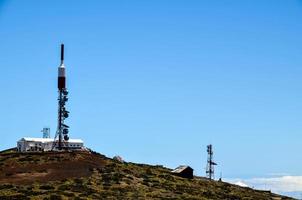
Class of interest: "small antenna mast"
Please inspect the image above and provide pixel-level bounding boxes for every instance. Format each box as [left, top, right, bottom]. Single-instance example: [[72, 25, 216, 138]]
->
[[61, 44, 64, 63]]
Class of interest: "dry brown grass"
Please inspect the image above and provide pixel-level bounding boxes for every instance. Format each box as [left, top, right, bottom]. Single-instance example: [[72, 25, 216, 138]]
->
[[0, 150, 295, 200]]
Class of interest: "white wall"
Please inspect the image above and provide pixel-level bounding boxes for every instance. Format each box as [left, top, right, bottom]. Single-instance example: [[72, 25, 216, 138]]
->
[[17, 140, 84, 152]]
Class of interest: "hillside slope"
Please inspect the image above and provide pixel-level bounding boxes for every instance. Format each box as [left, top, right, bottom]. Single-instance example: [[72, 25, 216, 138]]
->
[[0, 150, 294, 200]]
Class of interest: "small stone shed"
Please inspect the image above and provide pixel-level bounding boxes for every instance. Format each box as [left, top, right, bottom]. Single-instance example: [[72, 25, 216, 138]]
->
[[171, 165, 193, 179]]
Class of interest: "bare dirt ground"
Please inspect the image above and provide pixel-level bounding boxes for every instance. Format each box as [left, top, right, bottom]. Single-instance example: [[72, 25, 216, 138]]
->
[[0, 151, 107, 184]]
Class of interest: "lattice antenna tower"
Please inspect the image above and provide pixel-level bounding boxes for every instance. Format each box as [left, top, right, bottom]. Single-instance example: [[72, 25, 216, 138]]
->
[[206, 144, 217, 180], [53, 44, 70, 150]]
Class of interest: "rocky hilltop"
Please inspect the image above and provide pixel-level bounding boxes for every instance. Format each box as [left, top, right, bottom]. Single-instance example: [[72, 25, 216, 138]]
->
[[0, 149, 294, 200]]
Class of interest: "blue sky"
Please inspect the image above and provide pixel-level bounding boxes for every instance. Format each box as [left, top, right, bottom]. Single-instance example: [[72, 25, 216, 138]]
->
[[0, 0, 301, 191]]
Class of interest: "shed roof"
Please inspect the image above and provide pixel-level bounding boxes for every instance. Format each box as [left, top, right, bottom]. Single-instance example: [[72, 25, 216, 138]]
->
[[171, 165, 193, 173]]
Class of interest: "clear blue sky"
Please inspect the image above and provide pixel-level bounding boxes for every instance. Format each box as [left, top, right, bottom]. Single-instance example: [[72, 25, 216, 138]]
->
[[0, 0, 301, 179]]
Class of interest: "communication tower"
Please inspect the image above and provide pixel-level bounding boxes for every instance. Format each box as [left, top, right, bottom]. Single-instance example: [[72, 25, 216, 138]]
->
[[206, 144, 217, 180], [54, 44, 70, 150]]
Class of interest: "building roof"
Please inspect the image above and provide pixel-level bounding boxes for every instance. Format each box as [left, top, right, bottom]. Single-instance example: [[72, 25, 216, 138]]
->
[[171, 165, 193, 173], [19, 137, 84, 143]]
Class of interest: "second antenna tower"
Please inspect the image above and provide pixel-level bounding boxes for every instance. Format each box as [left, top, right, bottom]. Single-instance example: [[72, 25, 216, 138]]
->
[[206, 144, 217, 180]]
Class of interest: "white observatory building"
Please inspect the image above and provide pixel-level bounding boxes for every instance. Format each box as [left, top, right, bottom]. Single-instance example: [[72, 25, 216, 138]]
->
[[17, 128, 84, 152], [17, 137, 84, 152]]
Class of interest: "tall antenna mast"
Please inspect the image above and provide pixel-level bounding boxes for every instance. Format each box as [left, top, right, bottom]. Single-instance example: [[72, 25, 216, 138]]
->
[[55, 44, 70, 150], [206, 144, 217, 180]]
